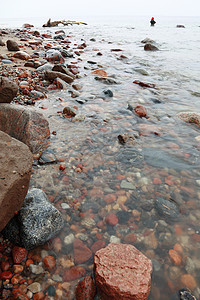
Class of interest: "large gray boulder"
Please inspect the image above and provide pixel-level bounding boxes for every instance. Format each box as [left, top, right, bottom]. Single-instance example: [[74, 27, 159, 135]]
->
[[2, 188, 64, 249], [0, 104, 50, 153], [0, 131, 33, 232]]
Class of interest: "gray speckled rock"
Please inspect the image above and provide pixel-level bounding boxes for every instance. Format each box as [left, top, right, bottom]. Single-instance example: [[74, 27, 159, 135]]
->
[[18, 188, 64, 249], [3, 188, 64, 249]]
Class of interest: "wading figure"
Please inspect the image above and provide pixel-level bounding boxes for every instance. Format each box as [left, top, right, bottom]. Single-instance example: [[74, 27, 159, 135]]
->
[[150, 17, 156, 26]]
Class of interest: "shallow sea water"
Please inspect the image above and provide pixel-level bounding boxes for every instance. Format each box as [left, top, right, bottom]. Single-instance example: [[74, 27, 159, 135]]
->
[[1, 15, 200, 299]]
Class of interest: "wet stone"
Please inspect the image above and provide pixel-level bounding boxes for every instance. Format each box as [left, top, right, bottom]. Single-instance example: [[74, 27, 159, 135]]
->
[[117, 148, 144, 167], [155, 198, 180, 221], [143, 147, 192, 171]]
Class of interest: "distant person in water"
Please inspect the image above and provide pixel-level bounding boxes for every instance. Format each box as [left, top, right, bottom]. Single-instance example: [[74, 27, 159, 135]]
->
[[150, 17, 156, 26]]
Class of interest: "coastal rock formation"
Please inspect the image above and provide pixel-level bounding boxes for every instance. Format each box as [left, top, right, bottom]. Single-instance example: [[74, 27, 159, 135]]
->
[[0, 77, 18, 103], [2, 188, 64, 249], [0, 104, 50, 153], [94, 243, 152, 299], [0, 131, 32, 231], [43, 18, 87, 27], [6, 39, 20, 51], [177, 112, 200, 126]]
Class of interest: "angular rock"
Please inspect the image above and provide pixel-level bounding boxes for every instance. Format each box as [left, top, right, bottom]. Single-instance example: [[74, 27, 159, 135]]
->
[[0, 131, 32, 232], [76, 275, 96, 300], [46, 49, 65, 64], [12, 246, 28, 263], [52, 64, 75, 78], [6, 40, 20, 51], [0, 104, 50, 153], [144, 43, 159, 51], [0, 77, 18, 103], [45, 70, 74, 84], [94, 243, 152, 300]]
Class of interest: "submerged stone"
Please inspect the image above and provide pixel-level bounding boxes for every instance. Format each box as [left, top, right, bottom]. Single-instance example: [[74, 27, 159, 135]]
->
[[143, 148, 192, 171], [117, 148, 144, 167], [155, 198, 180, 220]]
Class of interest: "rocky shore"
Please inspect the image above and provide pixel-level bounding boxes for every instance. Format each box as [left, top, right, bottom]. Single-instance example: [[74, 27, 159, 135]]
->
[[0, 23, 199, 300]]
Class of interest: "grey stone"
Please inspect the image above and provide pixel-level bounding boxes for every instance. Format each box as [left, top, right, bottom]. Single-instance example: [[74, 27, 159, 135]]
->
[[155, 198, 179, 221], [18, 188, 64, 249]]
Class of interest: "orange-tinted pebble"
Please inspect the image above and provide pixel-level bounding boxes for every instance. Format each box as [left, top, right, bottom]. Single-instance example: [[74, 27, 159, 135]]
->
[[180, 274, 197, 290], [13, 264, 24, 273], [26, 259, 33, 267], [153, 178, 162, 185], [43, 256, 56, 271], [173, 243, 183, 255], [169, 249, 182, 265]]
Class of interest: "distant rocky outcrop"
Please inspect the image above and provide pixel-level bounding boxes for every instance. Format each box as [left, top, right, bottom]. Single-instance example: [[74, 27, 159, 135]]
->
[[42, 18, 87, 27], [0, 104, 50, 153], [0, 131, 33, 232], [94, 243, 152, 299]]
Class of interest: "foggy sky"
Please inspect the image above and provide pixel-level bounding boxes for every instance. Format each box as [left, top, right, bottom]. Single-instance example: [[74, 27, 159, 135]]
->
[[0, 0, 200, 19]]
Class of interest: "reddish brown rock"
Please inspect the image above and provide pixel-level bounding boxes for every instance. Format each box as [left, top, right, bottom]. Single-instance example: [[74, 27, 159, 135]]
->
[[94, 243, 152, 300], [133, 80, 155, 88], [13, 51, 30, 60], [91, 69, 107, 77], [0, 104, 50, 153], [43, 255, 56, 270], [91, 240, 106, 253], [105, 213, 119, 226], [12, 246, 28, 263], [63, 266, 86, 282], [44, 70, 74, 84], [76, 275, 96, 300], [0, 131, 32, 231], [73, 238, 92, 264], [10, 289, 29, 300], [7, 40, 20, 51], [0, 270, 13, 280], [0, 77, 18, 103], [144, 43, 158, 51], [134, 105, 147, 118]]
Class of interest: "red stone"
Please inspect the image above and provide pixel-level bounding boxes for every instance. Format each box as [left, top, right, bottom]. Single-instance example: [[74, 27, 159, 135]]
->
[[59, 164, 66, 171], [63, 266, 86, 282], [73, 239, 92, 264], [1, 260, 10, 271], [91, 240, 106, 253], [0, 270, 13, 279], [134, 105, 147, 118], [76, 275, 96, 300], [10, 289, 29, 300], [105, 213, 118, 226], [94, 243, 152, 300], [12, 246, 27, 264], [104, 194, 117, 204], [43, 255, 56, 270]]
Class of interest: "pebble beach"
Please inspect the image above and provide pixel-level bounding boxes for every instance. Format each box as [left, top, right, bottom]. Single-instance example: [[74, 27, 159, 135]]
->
[[0, 18, 200, 299]]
